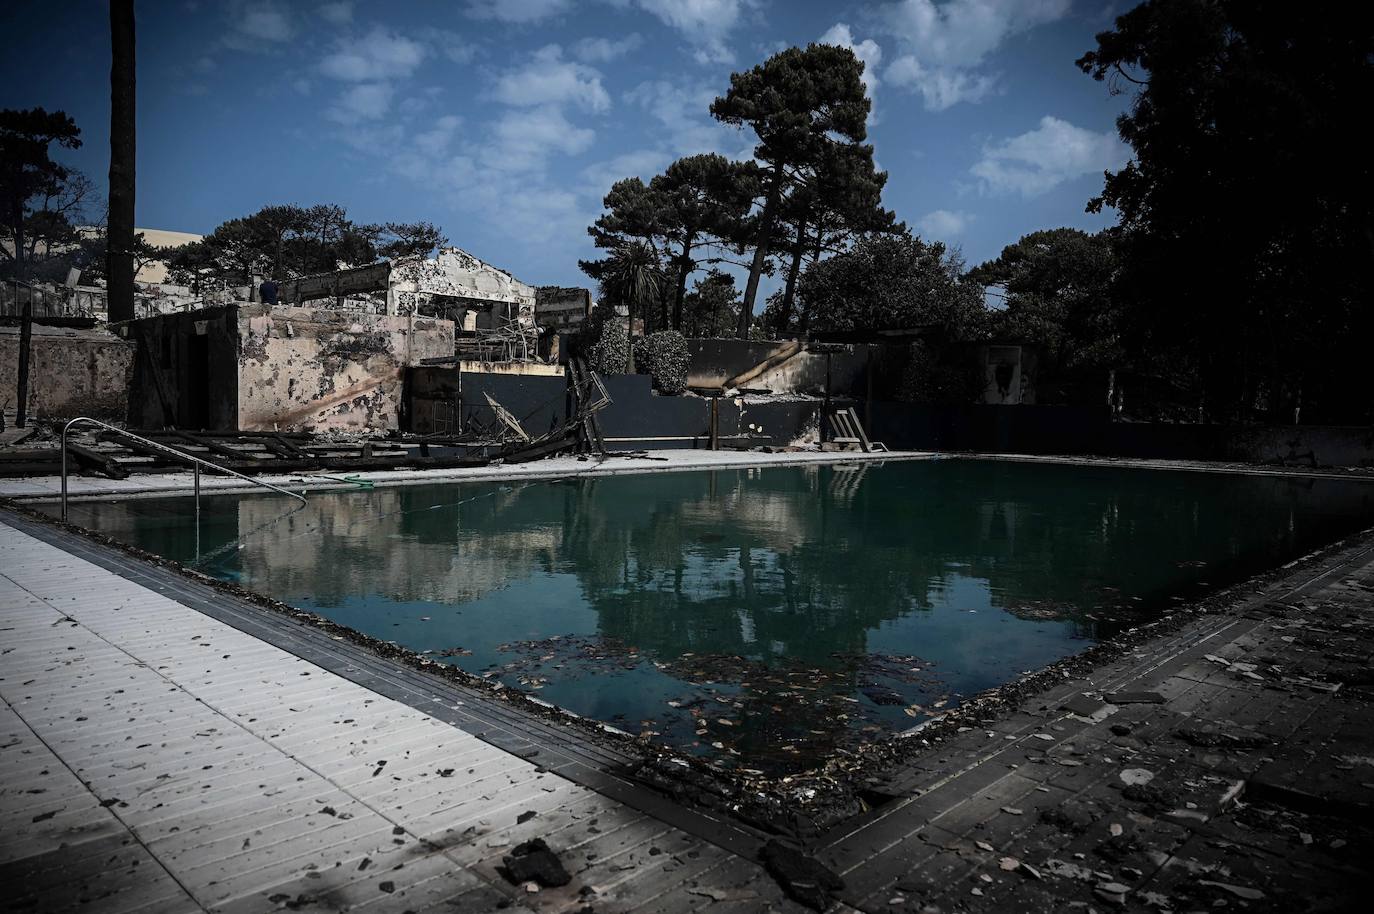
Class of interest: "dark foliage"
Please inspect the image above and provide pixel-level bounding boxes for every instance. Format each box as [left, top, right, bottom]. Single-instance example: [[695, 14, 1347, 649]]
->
[[164, 204, 446, 291], [636, 330, 690, 394], [797, 234, 987, 338], [1078, 0, 1374, 422]]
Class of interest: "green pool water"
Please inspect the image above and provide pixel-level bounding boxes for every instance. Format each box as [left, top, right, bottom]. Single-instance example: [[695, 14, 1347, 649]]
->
[[56, 459, 1374, 773]]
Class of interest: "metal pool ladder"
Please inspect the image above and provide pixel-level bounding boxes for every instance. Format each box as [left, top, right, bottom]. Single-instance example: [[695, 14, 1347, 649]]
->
[[60, 417, 308, 522]]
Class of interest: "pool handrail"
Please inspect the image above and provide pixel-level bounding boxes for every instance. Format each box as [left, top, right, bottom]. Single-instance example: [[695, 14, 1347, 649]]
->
[[60, 417, 307, 521]]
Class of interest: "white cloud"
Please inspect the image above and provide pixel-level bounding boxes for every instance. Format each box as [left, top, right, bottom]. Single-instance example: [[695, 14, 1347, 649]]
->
[[327, 82, 395, 123], [573, 33, 644, 63], [917, 209, 973, 237], [224, 1, 293, 49], [479, 105, 597, 177], [415, 115, 462, 156], [971, 116, 1130, 197], [319, 27, 427, 82], [317, 1, 352, 25], [420, 28, 478, 65], [886, 55, 996, 110], [636, 0, 744, 35], [492, 45, 611, 113], [882, 0, 1070, 110], [581, 149, 673, 198], [819, 23, 883, 112], [429, 106, 600, 254], [885, 0, 1069, 67], [635, 0, 753, 65], [465, 0, 572, 23], [302, 6, 610, 269], [624, 79, 753, 159]]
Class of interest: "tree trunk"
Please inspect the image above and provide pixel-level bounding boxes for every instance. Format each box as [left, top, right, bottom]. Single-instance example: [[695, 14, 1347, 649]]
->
[[12, 210, 25, 285], [106, 0, 136, 323], [672, 237, 693, 332], [15, 291, 32, 428], [12, 179, 30, 426], [775, 219, 807, 336], [625, 297, 635, 373], [737, 165, 784, 339]]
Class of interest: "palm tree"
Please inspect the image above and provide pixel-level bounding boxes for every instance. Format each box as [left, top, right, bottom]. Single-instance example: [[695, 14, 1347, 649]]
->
[[601, 241, 664, 372]]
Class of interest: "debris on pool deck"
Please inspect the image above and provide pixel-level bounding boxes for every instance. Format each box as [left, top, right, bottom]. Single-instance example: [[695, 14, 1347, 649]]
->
[[811, 530, 1374, 913], [2, 468, 1371, 912], [0, 519, 800, 913]]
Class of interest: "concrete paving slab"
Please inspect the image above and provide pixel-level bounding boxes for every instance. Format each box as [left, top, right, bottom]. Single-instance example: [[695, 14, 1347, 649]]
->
[[0, 518, 803, 913]]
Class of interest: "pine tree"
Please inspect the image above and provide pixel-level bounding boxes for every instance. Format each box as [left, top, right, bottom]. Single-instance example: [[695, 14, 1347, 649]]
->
[[710, 44, 870, 338]]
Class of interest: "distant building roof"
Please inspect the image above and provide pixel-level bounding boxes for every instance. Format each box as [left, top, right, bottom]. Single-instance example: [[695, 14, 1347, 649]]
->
[[134, 228, 204, 284], [136, 228, 203, 249]]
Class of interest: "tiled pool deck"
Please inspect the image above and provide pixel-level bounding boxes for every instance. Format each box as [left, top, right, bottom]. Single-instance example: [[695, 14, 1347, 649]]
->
[[0, 518, 805, 913], [3, 452, 1372, 912]]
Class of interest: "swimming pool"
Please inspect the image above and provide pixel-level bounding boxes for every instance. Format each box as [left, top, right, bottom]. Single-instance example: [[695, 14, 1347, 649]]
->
[[54, 458, 1374, 773]]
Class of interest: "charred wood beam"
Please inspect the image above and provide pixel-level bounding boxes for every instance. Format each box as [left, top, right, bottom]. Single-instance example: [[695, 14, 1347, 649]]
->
[[172, 430, 256, 462], [0, 461, 65, 478], [67, 443, 130, 480]]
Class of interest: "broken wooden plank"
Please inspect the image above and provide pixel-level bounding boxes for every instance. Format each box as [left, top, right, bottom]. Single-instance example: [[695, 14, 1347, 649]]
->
[[0, 461, 64, 477], [845, 408, 873, 454], [172, 431, 258, 462], [66, 443, 130, 480], [267, 433, 310, 459], [723, 341, 802, 390]]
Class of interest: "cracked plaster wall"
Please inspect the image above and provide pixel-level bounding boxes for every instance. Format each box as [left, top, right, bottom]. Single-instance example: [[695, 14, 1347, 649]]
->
[[0, 325, 134, 420], [236, 305, 453, 433]]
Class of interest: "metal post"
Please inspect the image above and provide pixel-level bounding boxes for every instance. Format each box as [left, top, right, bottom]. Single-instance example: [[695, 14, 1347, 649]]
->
[[60, 431, 69, 522], [194, 463, 201, 562], [822, 352, 833, 443], [16, 287, 33, 428]]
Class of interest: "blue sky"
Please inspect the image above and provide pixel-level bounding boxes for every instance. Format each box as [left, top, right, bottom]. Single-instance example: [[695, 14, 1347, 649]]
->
[[3, 0, 1132, 293]]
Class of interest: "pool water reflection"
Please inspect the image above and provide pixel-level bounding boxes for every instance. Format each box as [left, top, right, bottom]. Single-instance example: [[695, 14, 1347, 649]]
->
[[59, 459, 1374, 773]]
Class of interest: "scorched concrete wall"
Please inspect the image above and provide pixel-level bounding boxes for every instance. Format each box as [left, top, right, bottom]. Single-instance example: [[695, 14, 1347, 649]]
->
[[236, 305, 453, 433], [126, 307, 240, 430], [0, 324, 134, 419], [685, 338, 870, 396]]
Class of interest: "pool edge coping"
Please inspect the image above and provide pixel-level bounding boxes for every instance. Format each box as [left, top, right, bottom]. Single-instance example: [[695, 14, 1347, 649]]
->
[[9, 448, 1374, 507], [2, 448, 940, 503]]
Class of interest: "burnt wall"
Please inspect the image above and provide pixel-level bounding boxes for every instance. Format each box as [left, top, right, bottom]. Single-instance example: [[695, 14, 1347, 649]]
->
[[126, 306, 239, 430], [408, 368, 568, 437], [684, 338, 870, 396], [407, 368, 825, 450], [236, 306, 454, 433], [594, 376, 827, 450], [596, 374, 709, 446], [0, 325, 134, 420], [867, 402, 1374, 468], [866, 404, 1101, 454]]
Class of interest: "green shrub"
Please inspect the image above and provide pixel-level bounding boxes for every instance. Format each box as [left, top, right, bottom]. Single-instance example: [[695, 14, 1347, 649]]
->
[[587, 311, 630, 375], [639, 330, 689, 395]]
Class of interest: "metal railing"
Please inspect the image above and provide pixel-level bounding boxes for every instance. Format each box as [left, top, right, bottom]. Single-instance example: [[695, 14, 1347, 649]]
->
[[60, 417, 307, 522], [1, 279, 68, 319]]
